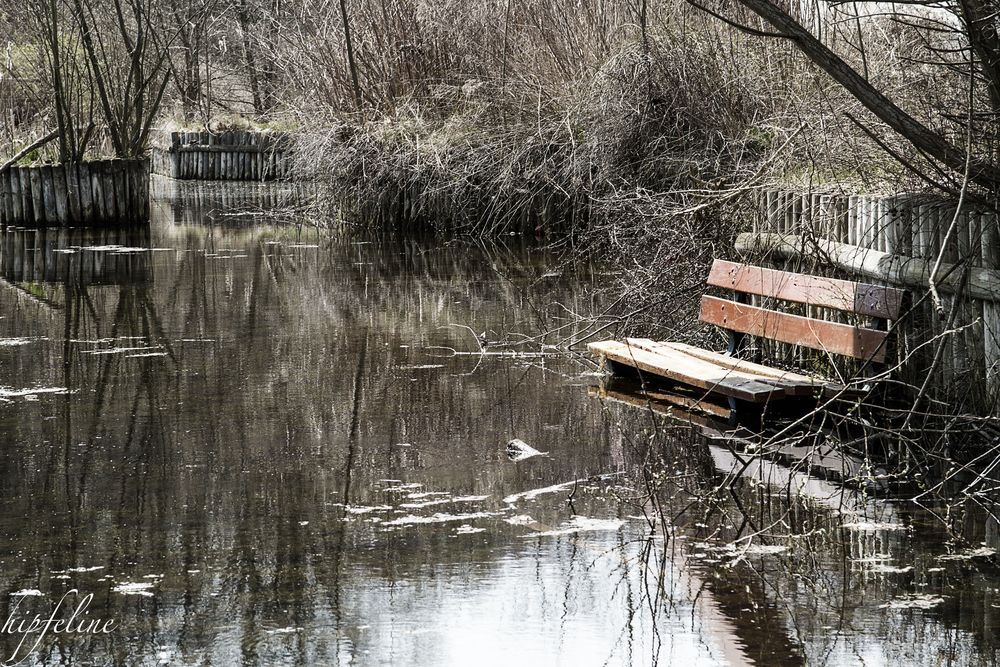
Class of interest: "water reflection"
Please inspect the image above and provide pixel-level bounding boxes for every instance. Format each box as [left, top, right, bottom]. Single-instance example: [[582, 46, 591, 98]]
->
[[0, 181, 997, 665]]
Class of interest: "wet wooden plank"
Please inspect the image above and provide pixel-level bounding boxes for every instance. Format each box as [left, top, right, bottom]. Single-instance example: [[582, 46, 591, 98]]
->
[[699, 295, 889, 363], [588, 340, 792, 402], [589, 380, 734, 418], [625, 339, 825, 397], [635, 340, 854, 397], [707, 259, 903, 319], [587, 385, 754, 443]]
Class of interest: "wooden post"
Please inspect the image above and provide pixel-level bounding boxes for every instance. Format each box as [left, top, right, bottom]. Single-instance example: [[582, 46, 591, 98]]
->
[[169, 132, 180, 178], [88, 162, 102, 220], [9, 167, 22, 223], [66, 163, 82, 223], [242, 132, 250, 180], [222, 133, 230, 180], [78, 162, 93, 223], [983, 211, 1000, 392], [19, 168, 31, 223], [52, 165, 68, 225], [0, 167, 10, 225], [39, 165, 56, 224], [103, 161, 118, 220], [200, 131, 208, 179], [28, 167, 42, 224]]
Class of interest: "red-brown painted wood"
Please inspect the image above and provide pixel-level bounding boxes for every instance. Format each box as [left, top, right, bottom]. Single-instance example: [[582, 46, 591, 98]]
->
[[707, 259, 903, 319], [699, 295, 889, 362]]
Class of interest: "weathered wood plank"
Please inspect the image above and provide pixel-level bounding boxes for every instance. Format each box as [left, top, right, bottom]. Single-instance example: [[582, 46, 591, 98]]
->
[[708, 259, 903, 319], [40, 165, 57, 225], [624, 338, 815, 396], [65, 163, 82, 223], [699, 295, 889, 362], [625, 338, 847, 396], [588, 384, 740, 426], [589, 340, 792, 402], [52, 164, 69, 225]]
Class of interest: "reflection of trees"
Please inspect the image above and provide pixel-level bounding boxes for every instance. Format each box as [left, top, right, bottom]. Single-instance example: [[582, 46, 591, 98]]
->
[[2, 187, 1000, 664], [602, 394, 1000, 667], [0, 202, 639, 664]]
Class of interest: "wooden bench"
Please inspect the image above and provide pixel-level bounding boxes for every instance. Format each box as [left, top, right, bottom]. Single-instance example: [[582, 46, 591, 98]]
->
[[588, 259, 905, 405]]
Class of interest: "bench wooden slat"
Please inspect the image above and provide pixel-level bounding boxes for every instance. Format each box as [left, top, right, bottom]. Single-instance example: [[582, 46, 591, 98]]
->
[[587, 385, 750, 441], [624, 338, 816, 396], [707, 259, 904, 320], [588, 382, 734, 419], [649, 341, 854, 398], [588, 340, 792, 402], [699, 295, 889, 363]]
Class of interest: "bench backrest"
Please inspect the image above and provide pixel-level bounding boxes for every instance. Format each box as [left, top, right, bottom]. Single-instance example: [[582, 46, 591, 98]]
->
[[701, 260, 904, 364]]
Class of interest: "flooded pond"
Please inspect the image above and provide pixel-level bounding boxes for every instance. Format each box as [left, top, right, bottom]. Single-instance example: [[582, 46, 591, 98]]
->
[[0, 180, 999, 665]]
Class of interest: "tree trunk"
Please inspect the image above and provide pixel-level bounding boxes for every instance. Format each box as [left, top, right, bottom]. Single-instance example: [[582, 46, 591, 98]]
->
[[732, 0, 1000, 191]]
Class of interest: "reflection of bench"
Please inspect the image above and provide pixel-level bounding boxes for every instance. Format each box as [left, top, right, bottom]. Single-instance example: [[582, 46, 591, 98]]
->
[[589, 260, 904, 404]]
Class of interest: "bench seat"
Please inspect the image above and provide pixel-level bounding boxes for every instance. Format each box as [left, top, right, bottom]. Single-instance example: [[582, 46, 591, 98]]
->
[[589, 339, 849, 403], [589, 260, 904, 405]]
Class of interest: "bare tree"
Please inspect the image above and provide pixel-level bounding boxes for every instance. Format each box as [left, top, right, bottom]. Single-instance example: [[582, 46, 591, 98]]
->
[[2, 0, 96, 162], [71, 0, 174, 158], [158, 0, 215, 122], [690, 0, 1000, 192]]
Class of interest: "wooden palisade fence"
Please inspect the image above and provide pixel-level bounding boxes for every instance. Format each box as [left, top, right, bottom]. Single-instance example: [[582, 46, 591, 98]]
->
[[0, 158, 150, 227], [151, 130, 293, 181], [744, 190, 1000, 410]]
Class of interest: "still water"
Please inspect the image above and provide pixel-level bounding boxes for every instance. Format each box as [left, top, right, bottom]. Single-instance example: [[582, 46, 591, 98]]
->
[[0, 180, 998, 666]]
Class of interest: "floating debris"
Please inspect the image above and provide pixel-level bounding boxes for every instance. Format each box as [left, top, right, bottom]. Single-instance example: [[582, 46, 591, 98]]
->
[[506, 438, 546, 462], [111, 581, 156, 596], [503, 479, 588, 504], [383, 483, 424, 492], [400, 494, 488, 509], [383, 512, 497, 527], [455, 525, 486, 535], [938, 546, 996, 561], [0, 338, 38, 347], [841, 521, 908, 532], [405, 492, 451, 499], [881, 594, 945, 610], [401, 498, 461, 509], [85, 346, 163, 356], [345, 505, 393, 514], [744, 544, 789, 556], [11, 589, 43, 597], [0, 387, 72, 398], [78, 245, 146, 252], [869, 564, 913, 574], [505, 515, 536, 526], [528, 517, 625, 537]]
